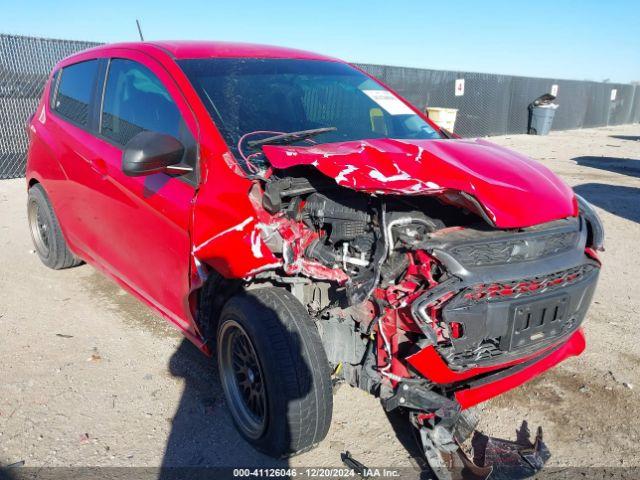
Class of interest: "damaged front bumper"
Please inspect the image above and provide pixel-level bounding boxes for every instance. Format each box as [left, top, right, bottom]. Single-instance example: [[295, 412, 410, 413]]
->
[[390, 216, 600, 410], [387, 328, 585, 412], [407, 263, 598, 378]]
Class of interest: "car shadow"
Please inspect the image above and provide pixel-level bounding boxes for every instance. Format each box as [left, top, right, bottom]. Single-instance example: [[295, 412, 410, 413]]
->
[[158, 337, 289, 477], [573, 156, 640, 179], [573, 183, 640, 224], [143, 174, 171, 198], [0, 465, 18, 480], [609, 135, 640, 142]]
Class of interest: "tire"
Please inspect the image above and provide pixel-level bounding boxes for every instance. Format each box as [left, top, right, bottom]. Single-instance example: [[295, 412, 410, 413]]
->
[[217, 287, 333, 457], [27, 184, 82, 270]]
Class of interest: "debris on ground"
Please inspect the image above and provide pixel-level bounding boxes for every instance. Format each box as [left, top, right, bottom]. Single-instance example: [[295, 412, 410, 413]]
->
[[341, 450, 370, 478], [87, 347, 102, 362], [607, 370, 634, 389], [416, 419, 550, 480], [471, 423, 550, 480]]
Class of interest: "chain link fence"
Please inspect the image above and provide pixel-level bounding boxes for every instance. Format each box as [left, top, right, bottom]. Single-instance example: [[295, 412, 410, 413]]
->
[[1, 34, 639, 179], [0, 34, 99, 178]]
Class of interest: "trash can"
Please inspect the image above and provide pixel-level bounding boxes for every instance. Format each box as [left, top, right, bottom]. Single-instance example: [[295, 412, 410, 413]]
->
[[425, 107, 458, 133], [528, 94, 558, 135]]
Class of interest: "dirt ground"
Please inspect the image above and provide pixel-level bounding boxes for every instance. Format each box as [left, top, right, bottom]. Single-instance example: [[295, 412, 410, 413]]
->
[[1, 124, 639, 474]]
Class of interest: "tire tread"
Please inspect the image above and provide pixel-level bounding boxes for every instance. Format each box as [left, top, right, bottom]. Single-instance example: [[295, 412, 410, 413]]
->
[[218, 287, 333, 457], [28, 184, 82, 270]]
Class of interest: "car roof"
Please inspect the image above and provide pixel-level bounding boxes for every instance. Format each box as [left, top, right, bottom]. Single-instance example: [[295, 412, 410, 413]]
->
[[72, 40, 338, 62]]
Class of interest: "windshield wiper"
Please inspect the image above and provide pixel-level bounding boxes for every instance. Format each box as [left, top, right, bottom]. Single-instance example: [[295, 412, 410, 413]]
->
[[247, 127, 337, 150]]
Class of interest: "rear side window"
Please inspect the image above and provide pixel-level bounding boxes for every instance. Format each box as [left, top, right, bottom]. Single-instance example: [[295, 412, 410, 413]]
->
[[100, 59, 181, 145], [54, 60, 98, 127]]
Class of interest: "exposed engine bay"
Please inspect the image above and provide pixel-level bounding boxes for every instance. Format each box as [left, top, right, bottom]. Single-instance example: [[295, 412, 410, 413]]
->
[[186, 127, 604, 478], [247, 163, 600, 400], [191, 136, 603, 478], [227, 154, 601, 477]]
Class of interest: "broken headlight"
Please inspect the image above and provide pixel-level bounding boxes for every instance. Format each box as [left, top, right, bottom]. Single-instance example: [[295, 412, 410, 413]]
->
[[576, 194, 605, 251]]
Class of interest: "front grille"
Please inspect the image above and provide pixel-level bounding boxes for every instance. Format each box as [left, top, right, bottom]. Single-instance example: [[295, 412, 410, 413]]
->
[[448, 339, 502, 365], [444, 226, 580, 267], [460, 264, 595, 303], [439, 263, 599, 369]]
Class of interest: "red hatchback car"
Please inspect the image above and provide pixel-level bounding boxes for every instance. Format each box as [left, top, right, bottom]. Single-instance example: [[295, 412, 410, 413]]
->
[[26, 41, 603, 466]]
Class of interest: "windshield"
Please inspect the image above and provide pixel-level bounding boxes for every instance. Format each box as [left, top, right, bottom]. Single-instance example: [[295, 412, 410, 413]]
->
[[178, 58, 441, 174]]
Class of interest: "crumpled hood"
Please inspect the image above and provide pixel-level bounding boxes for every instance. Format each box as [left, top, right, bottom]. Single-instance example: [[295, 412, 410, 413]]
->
[[262, 138, 577, 229]]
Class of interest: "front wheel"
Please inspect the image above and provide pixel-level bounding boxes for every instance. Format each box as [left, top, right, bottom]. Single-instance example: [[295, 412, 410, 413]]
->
[[217, 287, 333, 457]]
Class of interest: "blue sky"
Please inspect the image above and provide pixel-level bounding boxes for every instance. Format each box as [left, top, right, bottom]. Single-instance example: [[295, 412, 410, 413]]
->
[[2, 0, 639, 83]]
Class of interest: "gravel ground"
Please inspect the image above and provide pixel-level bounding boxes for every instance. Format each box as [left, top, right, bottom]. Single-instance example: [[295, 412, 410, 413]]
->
[[0, 124, 639, 475]]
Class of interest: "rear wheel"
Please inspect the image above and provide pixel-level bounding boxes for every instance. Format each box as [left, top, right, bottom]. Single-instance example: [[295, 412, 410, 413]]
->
[[27, 184, 82, 269], [217, 287, 333, 457]]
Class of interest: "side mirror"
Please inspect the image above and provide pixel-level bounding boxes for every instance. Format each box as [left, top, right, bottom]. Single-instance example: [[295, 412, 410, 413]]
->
[[122, 131, 187, 177]]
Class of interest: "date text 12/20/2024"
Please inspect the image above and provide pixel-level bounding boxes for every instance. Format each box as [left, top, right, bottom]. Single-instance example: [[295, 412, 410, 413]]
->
[[233, 468, 402, 477]]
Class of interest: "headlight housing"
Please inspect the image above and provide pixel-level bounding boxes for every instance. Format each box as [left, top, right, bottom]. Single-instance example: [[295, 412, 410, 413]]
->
[[447, 229, 580, 266], [576, 194, 605, 251]]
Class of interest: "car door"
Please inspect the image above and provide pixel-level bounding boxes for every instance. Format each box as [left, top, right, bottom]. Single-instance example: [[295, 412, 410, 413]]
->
[[45, 59, 108, 257], [85, 53, 199, 331]]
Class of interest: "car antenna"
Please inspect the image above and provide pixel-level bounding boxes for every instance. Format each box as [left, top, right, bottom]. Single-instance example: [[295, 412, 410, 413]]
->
[[136, 19, 145, 41]]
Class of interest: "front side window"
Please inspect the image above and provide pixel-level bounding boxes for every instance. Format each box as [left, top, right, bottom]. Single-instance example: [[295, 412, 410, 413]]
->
[[54, 60, 98, 127], [101, 59, 181, 145], [178, 58, 441, 175]]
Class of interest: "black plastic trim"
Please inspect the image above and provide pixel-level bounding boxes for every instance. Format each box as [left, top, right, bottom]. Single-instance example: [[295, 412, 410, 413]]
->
[[451, 338, 566, 391], [48, 69, 60, 110]]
